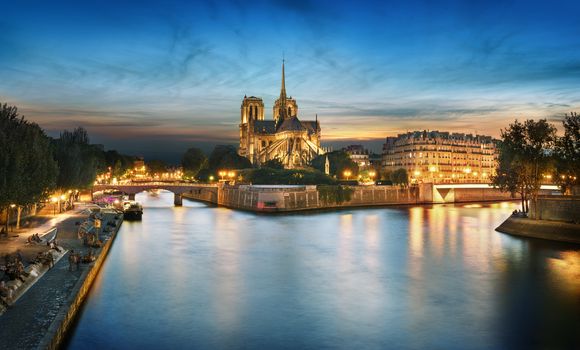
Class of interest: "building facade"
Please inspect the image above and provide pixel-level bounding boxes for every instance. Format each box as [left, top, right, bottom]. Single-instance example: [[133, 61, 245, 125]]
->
[[239, 62, 323, 168], [343, 145, 370, 170], [381, 130, 498, 183]]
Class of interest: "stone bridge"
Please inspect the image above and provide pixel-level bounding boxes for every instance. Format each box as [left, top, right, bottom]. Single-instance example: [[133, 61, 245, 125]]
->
[[92, 182, 218, 206]]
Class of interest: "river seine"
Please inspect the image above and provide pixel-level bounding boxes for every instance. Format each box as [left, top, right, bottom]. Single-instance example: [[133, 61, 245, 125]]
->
[[67, 191, 579, 349]]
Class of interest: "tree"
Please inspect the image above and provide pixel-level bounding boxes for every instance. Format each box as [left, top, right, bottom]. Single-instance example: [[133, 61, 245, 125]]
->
[[103, 150, 135, 178], [492, 119, 556, 215], [310, 151, 358, 178], [554, 112, 580, 194], [147, 159, 169, 176], [0, 103, 58, 231], [53, 127, 101, 190], [181, 147, 208, 179], [390, 168, 408, 187], [238, 168, 335, 185], [208, 145, 251, 171], [262, 158, 284, 169]]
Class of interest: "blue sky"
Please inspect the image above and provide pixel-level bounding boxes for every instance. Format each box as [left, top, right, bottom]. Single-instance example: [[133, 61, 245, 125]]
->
[[1, 0, 579, 161]]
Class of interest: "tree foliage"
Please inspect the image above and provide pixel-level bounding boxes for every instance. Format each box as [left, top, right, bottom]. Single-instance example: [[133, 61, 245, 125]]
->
[[390, 168, 409, 187], [262, 158, 284, 169], [318, 185, 355, 204], [310, 151, 358, 178], [492, 119, 556, 213], [181, 147, 208, 179], [554, 112, 580, 194], [238, 168, 336, 185], [147, 159, 169, 175], [103, 150, 135, 178], [53, 127, 101, 189], [0, 103, 58, 229], [208, 145, 251, 171]]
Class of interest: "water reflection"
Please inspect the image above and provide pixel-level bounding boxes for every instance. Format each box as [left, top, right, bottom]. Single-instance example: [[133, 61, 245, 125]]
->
[[67, 192, 580, 349]]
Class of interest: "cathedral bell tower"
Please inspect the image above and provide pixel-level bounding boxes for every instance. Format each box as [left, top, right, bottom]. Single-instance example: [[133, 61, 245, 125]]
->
[[239, 95, 264, 159]]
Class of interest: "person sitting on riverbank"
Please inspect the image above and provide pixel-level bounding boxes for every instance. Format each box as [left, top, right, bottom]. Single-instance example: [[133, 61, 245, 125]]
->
[[27, 233, 42, 244], [35, 251, 54, 269], [82, 249, 96, 263], [68, 250, 77, 271], [49, 240, 62, 253], [0, 280, 12, 307]]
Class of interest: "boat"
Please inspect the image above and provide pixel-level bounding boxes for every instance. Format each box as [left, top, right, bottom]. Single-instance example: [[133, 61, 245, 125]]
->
[[122, 201, 143, 220]]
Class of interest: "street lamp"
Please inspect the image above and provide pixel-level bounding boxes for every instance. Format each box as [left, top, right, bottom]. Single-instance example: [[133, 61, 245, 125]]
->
[[343, 170, 352, 181], [8, 204, 15, 232], [227, 171, 236, 182], [218, 170, 227, 181]]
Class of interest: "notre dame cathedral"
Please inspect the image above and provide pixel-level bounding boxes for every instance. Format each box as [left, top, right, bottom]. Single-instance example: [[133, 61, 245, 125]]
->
[[238, 61, 323, 168]]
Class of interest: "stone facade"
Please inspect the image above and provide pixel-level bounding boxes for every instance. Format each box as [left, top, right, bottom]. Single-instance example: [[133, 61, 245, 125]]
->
[[238, 62, 323, 168], [343, 145, 370, 170], [382, 130, 498, 183]]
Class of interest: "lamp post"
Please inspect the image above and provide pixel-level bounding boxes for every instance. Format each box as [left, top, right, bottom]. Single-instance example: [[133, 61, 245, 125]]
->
[[343, 170, 352, 181], [369, 170, 376, 184], [218, 170, 226, 181], [227, 171, 236, 183], [8, 204, 15, 232]]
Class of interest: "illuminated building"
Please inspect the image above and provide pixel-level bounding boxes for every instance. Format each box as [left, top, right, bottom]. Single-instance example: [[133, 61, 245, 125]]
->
[[381, 130, 498, 183], [343, 145, 370, 170], [238, 61, 323, 168]]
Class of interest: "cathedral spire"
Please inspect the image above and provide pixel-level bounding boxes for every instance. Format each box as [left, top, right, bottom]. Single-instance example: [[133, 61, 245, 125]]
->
[[280, 59, 287, 100], [277, 58, 288, 121]]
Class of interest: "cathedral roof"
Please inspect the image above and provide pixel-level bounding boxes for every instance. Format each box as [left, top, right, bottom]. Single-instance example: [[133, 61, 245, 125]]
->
[[253, 120, 276, 134], [277, 116, 306, 132], [301, 121, 320, 134]]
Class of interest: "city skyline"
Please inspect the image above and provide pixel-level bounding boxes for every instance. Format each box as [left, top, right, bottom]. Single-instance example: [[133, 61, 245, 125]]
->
[[1, 0, 579, 160]]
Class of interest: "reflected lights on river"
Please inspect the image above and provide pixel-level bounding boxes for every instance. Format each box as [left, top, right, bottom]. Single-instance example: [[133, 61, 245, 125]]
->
[[67, 195, 580, 350]]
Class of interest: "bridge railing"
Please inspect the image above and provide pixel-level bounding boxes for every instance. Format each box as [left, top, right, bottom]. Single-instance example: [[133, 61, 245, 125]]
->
[[93, 182, 218, 188]]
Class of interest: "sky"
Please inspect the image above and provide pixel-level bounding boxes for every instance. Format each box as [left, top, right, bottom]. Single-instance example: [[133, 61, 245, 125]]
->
[[1, 0, 579, 162]]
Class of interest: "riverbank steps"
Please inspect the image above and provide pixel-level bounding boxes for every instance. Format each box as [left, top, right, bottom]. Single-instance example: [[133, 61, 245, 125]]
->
[[0, 210, 123, 350], [496, 216, 580, 244]]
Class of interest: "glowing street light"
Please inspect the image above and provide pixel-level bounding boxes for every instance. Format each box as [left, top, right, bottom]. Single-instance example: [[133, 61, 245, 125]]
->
[[343, 170, 352, 181], [218, 170, 227, 180], [227, 171, 236, 180], [368, 170, 376, 178]]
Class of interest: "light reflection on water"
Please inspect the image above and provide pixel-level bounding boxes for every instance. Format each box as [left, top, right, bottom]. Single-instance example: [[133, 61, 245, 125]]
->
[[67, 191, 580, 349]]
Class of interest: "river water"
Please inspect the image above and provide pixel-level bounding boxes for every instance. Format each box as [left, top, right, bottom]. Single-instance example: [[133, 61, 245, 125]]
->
[[67, 191, 579, 349]]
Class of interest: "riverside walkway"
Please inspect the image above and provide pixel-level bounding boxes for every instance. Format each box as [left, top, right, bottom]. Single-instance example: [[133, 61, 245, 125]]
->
[[0, 204, 122, 349]]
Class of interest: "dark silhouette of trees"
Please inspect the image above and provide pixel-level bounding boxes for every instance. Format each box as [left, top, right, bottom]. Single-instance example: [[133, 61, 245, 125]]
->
[[390, 168, 409, 187], [208, 145, 251, 171], [0, 103, 58, 231], [554, 112, 579, 194], [181, 147, 208, 179], [262, 158, 284, 169], [310, 151, 358, 178], [147, 159, 169, 175], [492, 119, 556, 214], [52, 127, 101, 190]]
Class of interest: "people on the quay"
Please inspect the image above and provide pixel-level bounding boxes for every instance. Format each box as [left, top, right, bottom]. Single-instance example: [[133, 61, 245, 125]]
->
[[2, 252, 29, 282], [0, 280, 12, 307], [82, 249, 95, 263], [68, 250, 77, 271]]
